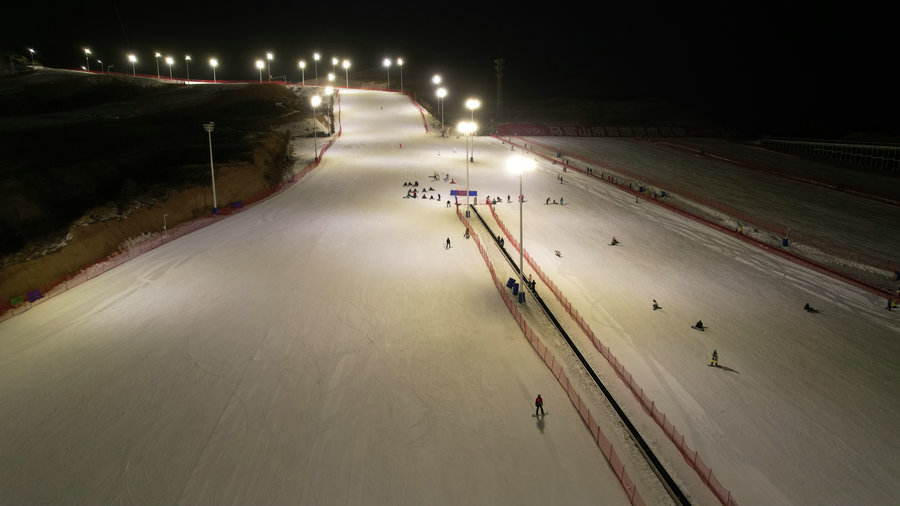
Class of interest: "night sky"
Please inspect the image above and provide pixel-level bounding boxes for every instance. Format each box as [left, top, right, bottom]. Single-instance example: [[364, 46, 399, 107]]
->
[[4, 1, 896, 139]]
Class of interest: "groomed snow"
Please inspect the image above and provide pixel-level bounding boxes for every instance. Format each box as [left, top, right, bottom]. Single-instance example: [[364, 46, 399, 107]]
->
[[1, 88, 897, 505]]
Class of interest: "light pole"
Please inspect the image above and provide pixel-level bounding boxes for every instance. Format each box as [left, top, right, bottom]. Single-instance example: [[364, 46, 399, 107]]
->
[[458, 121, 476, 218], [97, 60, 102, 72], [311, 95, 321, 161], [327, 73, 335, 88], [437, 88, 447, 137], [184, 55, 191, 80], [397, 58, 404, 91], [209, 58, 218, 82], [342, 59, 350, 87], [313, 52, 320, 85], [203, 122, 218, 213], [163, 213, 168, 234], [299, 60, 306, 85], [256, 59, 264, 82], [28, 48, 35, 65], [84, 48, 91, 71], [331, 57, 338, 75], [507, 155, 535, 303], [165, 56, 174, 78], [383, 58, 391, 89], [266, 52, 273, 81], [154, 51, 161, 78], [466, 98, 481, 162], [128, 53, 137, 75]]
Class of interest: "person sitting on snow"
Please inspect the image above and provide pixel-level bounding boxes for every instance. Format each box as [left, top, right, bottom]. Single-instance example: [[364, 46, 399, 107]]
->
[[695, 320, 704, 330], [611, 236, 619, 245]]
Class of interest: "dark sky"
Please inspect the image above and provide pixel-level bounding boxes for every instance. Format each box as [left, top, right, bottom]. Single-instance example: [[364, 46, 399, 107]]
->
[[4, 1, 896, 138]]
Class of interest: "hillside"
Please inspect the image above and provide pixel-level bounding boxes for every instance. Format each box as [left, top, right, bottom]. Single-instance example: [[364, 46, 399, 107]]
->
[[0, 68, 323, 302]]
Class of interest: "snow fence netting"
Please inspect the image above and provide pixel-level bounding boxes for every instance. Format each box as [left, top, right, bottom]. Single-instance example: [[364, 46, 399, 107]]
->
[[487, 200, 738, 506], [455, 204, 646, 506]]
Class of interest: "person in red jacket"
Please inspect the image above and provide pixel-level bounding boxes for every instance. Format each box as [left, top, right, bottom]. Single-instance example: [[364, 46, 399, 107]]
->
[[535, 394, 545, 416]]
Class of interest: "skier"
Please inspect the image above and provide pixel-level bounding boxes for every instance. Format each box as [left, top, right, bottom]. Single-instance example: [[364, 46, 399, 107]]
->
[[546, 197, 550, 205], [652, 299, 660, 310], [464, 227, 470, 239], [446, 237, 451, 249], [560, 197, 564, 205], [887, 298, 894, 311], [507, 195, 511, 203], [535, 394, 545, 416], [695, 320, 704, 330], [710, 350, 718, 367]]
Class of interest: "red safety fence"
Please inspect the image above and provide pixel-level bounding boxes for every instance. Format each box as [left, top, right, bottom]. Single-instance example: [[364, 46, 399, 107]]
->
[[454, 205, 646, 505], [486, 201, 737, 506], [1, 93, 344, 323], [496, 135, 897, 300]]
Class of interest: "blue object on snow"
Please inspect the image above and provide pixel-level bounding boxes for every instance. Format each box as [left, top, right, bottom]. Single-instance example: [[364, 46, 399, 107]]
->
[[518, 291, 526, 303], [782, 238, 789, 247], [507, 277, 516, 288], [512, 283, 519, 296]]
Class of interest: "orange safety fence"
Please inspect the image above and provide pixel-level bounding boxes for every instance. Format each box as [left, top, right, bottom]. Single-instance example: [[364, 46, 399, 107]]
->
[[497, 135, 896, 300], [486, 200, 737, 506], [455, 205, 646, 506]]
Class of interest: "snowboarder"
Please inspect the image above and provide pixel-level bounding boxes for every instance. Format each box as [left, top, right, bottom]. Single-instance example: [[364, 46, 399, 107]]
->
[[695, 320, 704, 330], [446, 237, 451, 249], [507, 195, 511, 203], [464, 227, 470, 239], [652, 299, 660, 310], [560, 197, 564, 205], [804, 302, 815, 312], [610, 236, 619, 246], [535, 394, 545, 416], [546, 197, 550, 205], [710, 350, 718, 367], [555, 250, 562, 257], [888, 298, 894, 311]]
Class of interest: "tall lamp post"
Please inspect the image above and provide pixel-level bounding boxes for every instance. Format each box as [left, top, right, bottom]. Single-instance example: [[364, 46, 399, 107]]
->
[[383, 58, 391, 89], [184, 55, 191, 80], [397, 58, 404, 91], [437, 88, 447, 137], [311, 95, 321, 161], [154, 51, 161, 78], [128, 53, 137, 75], [466, 98, 481, 162], [165, 56, 174, 78], [209, 58, 218, 82], [342, 59, 350, 87], [28, 48, 35, 65], [458, 121, 476, 218], [507, 155, 535, 303], [266, 52, 273, 81], [84, 48, 91, 71], [313, 52, 320, 85], [256, 59, 264, 82], [298, 60, 306, 85], [203, 122, 218, 213]]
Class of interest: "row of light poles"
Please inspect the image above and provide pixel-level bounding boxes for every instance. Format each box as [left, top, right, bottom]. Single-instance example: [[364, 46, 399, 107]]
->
[[83, 50, 393, 87], [382, 57, 404, 91]]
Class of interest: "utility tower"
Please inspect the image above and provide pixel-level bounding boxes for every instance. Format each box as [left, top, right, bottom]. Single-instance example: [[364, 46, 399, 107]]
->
[[494, 57, 505, 124]]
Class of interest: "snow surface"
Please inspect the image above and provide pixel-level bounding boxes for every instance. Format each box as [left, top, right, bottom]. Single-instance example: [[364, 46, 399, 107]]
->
[[1, 88, 898, 505]]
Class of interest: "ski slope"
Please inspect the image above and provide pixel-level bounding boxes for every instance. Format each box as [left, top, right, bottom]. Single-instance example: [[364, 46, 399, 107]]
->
[[1, 88, 898, 505], [0, 90, 635, 505]]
